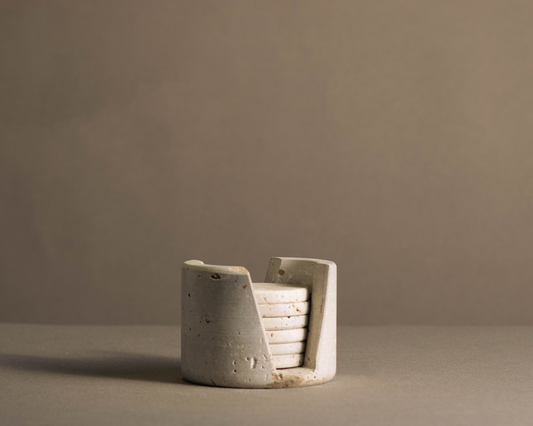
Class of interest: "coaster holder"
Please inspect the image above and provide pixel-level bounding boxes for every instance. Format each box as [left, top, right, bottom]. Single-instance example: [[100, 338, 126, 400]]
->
[[181, 257, 336, 388]]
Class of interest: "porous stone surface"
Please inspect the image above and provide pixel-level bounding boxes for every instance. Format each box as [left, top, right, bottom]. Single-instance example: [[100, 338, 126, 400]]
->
[[268, 341, 307, 355], [272, 354, 305, 368], [266, 327, 308, 344], [252, 282, 310, 304], [259, 301, 310, 317], [181, 257, 337, 388], [262, 315, 309, 330]]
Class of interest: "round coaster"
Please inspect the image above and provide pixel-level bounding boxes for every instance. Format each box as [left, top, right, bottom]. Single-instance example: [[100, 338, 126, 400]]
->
[[262, 315, 308, 331], [269, 341, 306, 356], [259, 301, 310, 317], [266, 328, 307, 344], [252, 282, 310, 304], [272, 354, 305, 369]]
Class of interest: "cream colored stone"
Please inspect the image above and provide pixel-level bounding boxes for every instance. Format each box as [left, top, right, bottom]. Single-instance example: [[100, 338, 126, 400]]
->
[[181, 257, 336, 388], [262, 315, 308, 330], [269, 341, 306, 355], [259, 301, 310, 317], [266, 327, 308, 344], [252, 282, 310, 304], [272, 354, 305, 369]]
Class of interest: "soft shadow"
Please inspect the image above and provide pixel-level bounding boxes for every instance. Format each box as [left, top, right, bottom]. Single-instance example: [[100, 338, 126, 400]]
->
[[0, 351, 189, 385]]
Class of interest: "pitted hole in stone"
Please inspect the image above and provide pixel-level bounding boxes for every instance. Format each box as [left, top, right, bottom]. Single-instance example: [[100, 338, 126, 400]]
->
[[251, 357, 257, 369], [278, 269, 285, 275], [211, 273, 221, 280], [187, 293, 191, 298]]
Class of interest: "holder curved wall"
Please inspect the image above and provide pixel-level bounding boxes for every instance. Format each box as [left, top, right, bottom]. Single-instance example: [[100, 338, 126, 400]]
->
[[181, 257, 336, 388]]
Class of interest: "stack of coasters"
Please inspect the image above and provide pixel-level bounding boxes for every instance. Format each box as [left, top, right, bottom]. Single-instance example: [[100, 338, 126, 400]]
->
[[253, 282, 311, 369]]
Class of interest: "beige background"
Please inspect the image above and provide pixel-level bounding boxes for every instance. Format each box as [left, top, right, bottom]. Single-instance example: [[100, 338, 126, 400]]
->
[[1, 0, 532, 325]]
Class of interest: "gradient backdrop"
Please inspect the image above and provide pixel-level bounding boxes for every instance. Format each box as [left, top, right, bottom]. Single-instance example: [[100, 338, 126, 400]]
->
[[1, 0, 533, 325]]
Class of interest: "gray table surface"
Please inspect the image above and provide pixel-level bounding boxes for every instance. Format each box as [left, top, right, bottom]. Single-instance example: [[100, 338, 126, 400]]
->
[[1, 325, 532, 425]]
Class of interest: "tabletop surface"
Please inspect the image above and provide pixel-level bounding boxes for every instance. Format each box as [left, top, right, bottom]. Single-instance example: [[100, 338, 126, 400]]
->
[[1, 324, 532, 426]]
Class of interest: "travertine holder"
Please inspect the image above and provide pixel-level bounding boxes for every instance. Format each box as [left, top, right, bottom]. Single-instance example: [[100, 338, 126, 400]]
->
[[181, 257, 336, 388]]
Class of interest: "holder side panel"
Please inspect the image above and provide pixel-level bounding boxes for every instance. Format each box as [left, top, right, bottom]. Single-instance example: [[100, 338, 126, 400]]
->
[[181, 261, 273, 388]]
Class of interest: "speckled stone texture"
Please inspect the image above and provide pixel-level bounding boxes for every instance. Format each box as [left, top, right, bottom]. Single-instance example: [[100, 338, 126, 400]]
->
[[181, 257, 337, 388]]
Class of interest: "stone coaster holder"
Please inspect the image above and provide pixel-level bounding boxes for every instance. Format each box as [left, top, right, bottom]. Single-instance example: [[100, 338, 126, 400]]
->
[[181, 257, 336, 388]]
